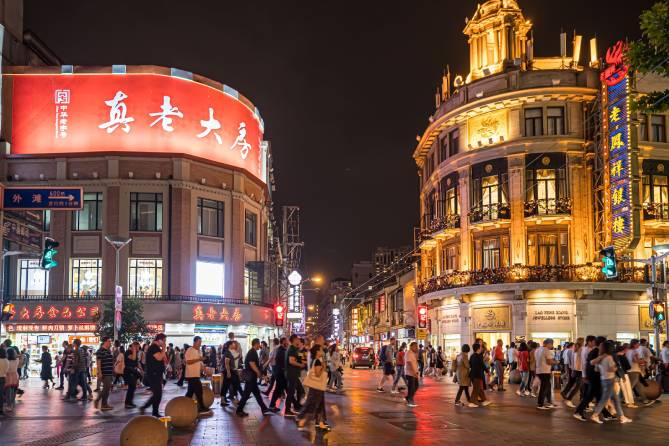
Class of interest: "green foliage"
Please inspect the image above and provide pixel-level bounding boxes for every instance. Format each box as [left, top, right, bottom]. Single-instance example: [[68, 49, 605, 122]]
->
[[627, 0, 669, 112], [95, 298, 151, 345]]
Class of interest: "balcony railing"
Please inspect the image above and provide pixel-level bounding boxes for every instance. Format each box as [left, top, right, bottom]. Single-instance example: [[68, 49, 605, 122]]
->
[[468, 203, 510, 224], [5, 294, 274, 307], [421, 214, 461, 238], [524, 198, 572, 218], [643, 202, 669, 221], [416, 264, 646, 296]]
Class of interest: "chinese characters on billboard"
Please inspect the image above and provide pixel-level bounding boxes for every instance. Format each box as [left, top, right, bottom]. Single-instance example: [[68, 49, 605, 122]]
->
[[6, 72, 267, 183], [602, 41, 640, 251]]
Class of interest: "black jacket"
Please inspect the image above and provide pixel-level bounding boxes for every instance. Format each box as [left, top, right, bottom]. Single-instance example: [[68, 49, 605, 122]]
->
[[469, 352, 485, 380]]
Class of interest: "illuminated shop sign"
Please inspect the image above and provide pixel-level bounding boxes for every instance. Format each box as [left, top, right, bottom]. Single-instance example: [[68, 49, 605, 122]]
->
[[351, 307, 359, 336], [192, 304, 242, 322], [6, 72, 266, 183], [601, 41, 640, 251], [6, 323, 98, 333], [7, 303, 100, 323]]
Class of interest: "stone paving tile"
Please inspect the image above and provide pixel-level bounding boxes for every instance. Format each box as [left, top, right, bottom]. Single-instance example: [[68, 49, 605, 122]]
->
[[1, 371, 669, 445]]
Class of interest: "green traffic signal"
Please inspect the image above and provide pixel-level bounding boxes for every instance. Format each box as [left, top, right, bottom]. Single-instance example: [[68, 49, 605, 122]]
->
[[600, 246, 617, 279], [41, 238, 59, 270]]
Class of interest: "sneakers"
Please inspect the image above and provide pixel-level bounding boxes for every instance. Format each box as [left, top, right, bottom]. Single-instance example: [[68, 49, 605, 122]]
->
[[515, 390, 522, 396], [376, 387, 385, 393], [537, 405, 552, 410], [619, 416, 633, 424], [481, 401, 491, 407], [590, 414, 603, 424], [565, 400, 575, 408], [407, 402, 418, 407], [467, 402, 479, 408], [523, 390, 530, 396], [573, 413, 587, 422], [625, 403, 639, 408], [544, 403, 557, 409], [390, 389, 399, 394], [530, 393, 537, 398]]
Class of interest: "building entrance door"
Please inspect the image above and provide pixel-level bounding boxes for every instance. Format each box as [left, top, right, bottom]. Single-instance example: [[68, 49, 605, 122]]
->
[[474, 332, 511, 350]]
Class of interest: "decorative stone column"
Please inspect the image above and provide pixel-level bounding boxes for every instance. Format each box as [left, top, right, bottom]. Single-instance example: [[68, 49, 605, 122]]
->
[[508, 154, 526, 265], [458, 167, 471, 271], [568, 152, 591, 263]]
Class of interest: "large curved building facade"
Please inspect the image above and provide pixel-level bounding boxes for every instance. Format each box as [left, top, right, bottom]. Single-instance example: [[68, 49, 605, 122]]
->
[[0, 65, 279, 361], [414, 0, 669, 357]]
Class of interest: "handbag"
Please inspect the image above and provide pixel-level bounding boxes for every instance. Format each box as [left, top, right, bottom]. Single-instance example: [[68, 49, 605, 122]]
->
[[303, 364, 327, 391]]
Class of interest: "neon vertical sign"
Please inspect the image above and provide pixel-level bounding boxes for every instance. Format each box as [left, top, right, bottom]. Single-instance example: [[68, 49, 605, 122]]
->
[[602, 41, 640, 251]]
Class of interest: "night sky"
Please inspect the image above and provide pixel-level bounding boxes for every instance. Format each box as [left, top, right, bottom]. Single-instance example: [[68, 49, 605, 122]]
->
[[25, 0, 655, 281]]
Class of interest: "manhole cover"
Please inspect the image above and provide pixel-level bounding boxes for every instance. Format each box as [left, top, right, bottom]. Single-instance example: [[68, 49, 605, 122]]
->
[[388, 421, 462, 431]]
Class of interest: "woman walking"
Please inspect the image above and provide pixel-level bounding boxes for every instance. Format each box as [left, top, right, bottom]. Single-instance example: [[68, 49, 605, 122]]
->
[[590, 341, 632, 424], [435, 346, 445, 380], [454, 344, 471, 406], [5, 348, 20, 411], [468, 343, 490, 407], [39, 346, 55, 389], [0, 348, 8, 416], [297, 344, 330, 431], [516, 342, 530, 396], [124, 342, 141, 408]]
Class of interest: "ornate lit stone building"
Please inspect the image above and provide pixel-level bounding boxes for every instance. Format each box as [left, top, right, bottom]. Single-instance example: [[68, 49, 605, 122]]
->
[[413, 0, 669, 355]]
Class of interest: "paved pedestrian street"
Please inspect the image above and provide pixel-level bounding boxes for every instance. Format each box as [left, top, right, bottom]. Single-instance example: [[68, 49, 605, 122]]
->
[[0, 369, 667, 446]]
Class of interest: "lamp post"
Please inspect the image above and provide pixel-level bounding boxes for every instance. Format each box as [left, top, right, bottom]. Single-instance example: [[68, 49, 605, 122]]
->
[[105, 235, 132, 342], [652, 244, 669, 343]]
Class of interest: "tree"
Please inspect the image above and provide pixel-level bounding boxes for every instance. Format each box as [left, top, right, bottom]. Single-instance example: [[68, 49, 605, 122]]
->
[[95, 298, 151, 345], [627, 0, 669, 113]]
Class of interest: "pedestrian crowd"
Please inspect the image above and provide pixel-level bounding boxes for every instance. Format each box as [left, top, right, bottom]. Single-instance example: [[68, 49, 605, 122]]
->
[[0, 332, 347, 432]]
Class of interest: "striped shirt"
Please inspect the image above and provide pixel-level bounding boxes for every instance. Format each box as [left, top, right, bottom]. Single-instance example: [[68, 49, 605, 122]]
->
[[96, 347, 114, 377]]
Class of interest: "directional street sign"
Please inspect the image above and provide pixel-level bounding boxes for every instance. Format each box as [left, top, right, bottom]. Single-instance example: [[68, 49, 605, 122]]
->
[[1, 187, 83, 211]]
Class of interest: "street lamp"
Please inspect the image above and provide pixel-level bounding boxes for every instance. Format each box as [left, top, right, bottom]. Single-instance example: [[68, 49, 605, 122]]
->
[[105, 235, 132, 342], [652, 244, 669, 343]]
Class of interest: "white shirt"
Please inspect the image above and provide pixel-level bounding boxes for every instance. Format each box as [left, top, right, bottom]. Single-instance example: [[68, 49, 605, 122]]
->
[[535, 347, 554, 374], [506, 347, 517, 364], [564, 348, 574, 368], [661, 347, 669, 365], [581, 346, 591, 377], [626, 348, 642, 373], [184, 347, 203, 378]]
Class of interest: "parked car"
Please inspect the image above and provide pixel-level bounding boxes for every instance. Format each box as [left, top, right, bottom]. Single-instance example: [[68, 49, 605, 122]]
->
[[350, 347, 374, 369]]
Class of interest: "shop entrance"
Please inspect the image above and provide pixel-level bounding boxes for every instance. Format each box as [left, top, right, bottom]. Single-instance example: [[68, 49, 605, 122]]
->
[[530, 332, 571, 347], [442, 334, 461, 360], [474, 332, 511, 350]]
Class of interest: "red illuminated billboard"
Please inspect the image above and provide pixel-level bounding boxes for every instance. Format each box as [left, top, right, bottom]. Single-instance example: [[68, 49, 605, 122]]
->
[[6, 72, 266, 183]]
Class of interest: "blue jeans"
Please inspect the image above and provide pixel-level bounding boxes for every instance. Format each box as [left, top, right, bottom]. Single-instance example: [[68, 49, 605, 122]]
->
[[392, 365, 407, 390], [594, 378, 624, 417], [494, 360, 505, 389], [519, 371, 530, 392], [68, 371, 88, 399]]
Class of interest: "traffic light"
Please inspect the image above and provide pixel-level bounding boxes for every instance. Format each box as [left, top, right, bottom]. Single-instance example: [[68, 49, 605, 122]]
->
[[653, 302, 666, 323], [600, 246, 617, 279], [41, 237, 59, 270], [275, 304, 285, 327], [1, 303, 15, 321], [418, 305, 428, 329]]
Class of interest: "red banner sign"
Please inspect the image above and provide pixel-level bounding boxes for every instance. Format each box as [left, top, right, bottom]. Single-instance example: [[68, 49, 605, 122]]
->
[[8, 303, 100, 323], [6, 323, 98, 333], [7, 73, 265, 183]]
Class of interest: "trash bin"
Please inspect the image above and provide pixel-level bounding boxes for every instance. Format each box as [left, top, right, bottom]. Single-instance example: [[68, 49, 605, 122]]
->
[[212, 374, 222, 395], [552, 371, 561, 390]]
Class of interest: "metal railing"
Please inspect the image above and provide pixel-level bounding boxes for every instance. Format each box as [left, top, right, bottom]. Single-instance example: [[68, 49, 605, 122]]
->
[[468, 203, 511, 224], [421, 214, 461, 238], [5, 294, 274, 307], [416, 264, 647, 296], [524, 198, 572, 217]]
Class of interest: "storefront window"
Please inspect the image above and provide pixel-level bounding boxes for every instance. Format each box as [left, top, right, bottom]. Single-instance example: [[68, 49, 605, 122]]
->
[[527, 232, 568, 265], [17, 259, 48, 297], [72, 192, 103, 231], [196, 260, 224, 297], [70, 259, 102, 298], [128, 258, 163, 298], [130, 193, 163, 231], [198, 198, 224, 238]]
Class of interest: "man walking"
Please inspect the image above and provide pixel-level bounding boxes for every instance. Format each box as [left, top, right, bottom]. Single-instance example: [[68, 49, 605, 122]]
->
[[141, 333, 168, 417], [236, 338, 274, 417], [626, 339, 655, 405], [376, 337, 396, 392], [493, 339, 506, 391], [269, 337, 289, 410], [535, 338, 558, 410], [184, 336, 209, 415], [405, 342, 419, 407], [284, 334, 306, 417], [94, 337, 114, 410], [65, 339, 88, 402], [391, 342, 408, 394]]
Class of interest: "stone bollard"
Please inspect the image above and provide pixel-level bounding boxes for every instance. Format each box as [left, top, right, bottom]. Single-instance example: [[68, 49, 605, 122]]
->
[[120, 415, 168, 446], [643, 380, 662, 401], [165, 396, 198, 428]]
